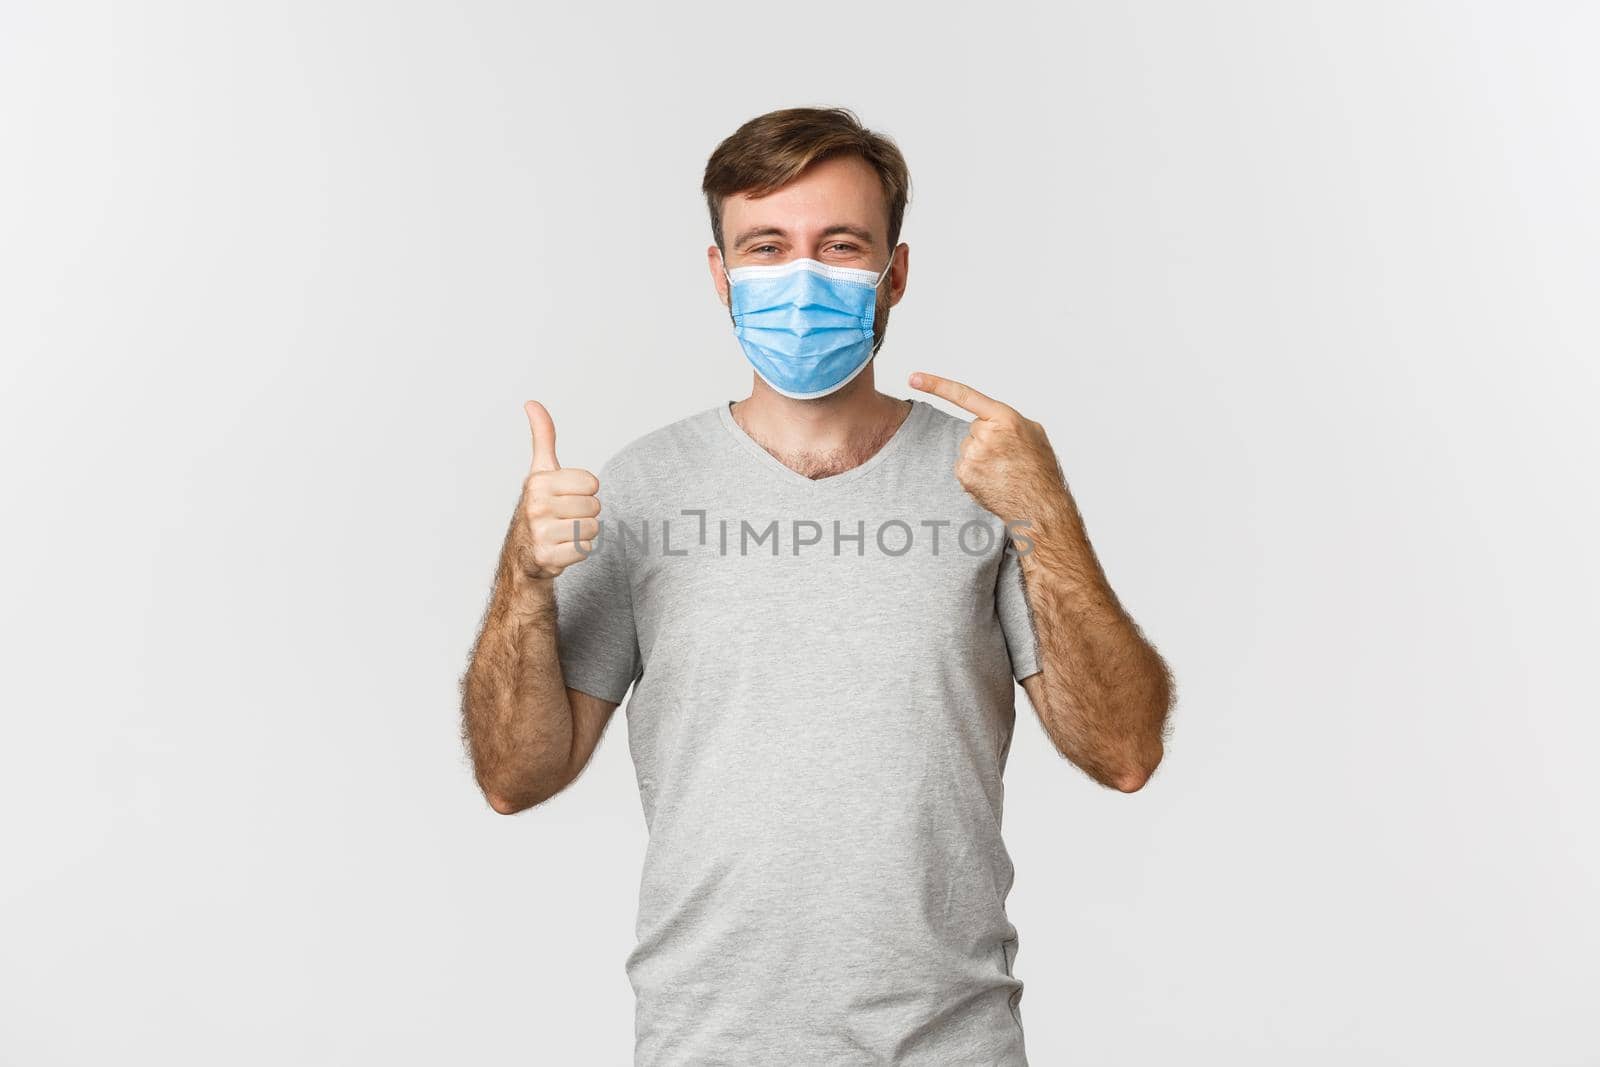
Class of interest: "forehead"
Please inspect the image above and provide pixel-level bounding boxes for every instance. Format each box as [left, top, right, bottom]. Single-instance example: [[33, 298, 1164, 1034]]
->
[[722, 154, 889, 241]]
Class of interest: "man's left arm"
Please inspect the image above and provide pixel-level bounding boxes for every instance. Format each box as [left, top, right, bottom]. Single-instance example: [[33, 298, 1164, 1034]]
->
[[911, 372, 1175, 793]]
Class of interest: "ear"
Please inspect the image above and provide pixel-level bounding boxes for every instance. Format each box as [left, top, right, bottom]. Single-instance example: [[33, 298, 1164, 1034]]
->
[[887, 242, 908, 308], [707, 244, 731, 308]]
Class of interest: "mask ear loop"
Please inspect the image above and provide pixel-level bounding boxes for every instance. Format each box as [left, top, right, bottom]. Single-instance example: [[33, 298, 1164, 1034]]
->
[[719, 250, 738, 319], [869, 246, 897, 354], [873, 248, 896, 287]]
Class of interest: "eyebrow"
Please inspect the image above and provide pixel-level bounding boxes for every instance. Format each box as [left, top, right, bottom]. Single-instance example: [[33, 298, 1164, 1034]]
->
[[731, 224, 878, 249]]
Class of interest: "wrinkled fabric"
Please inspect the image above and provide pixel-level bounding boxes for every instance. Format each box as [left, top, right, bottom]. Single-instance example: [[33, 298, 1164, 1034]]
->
[[554, 399, 1040, 1065], [724, 256, 892, 398]]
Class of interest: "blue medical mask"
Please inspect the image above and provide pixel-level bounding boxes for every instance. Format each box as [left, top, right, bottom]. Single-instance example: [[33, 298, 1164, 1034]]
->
[[722, 252, 895, 399]]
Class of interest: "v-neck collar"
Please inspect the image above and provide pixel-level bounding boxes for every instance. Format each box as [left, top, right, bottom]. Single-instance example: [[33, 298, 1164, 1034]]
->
[[716, 398, 928, 489]]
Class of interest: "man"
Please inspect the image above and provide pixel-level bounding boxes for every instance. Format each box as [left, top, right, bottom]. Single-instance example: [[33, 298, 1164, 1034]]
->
[[461, 106, 1174, 1065]]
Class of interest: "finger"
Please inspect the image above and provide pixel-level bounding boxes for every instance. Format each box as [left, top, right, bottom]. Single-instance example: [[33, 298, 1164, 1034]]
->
[[529, 467, 600, 496], [538, 516, 601, 545], [556, 543, 601, 566], [549, 494, 602, 520], [546, 540, 597, 570], [907, 372, 1008, 420], [525, 400, 561, 473]]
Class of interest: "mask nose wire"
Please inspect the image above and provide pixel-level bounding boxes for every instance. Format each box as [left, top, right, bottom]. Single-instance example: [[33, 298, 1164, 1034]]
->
[[720, 247, 896, 285], [721, 248, 892, 360], [721, 247, 892, 348]]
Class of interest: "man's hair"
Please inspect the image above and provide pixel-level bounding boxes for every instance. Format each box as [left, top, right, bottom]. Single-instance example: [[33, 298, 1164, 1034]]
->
[[702, 107, 911, 255]]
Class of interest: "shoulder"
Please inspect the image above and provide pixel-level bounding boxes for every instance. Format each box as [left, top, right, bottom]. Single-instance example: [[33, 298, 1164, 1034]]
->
[[595, 404, 726, 493], [910, 399, 974, 455], [915, 399, 972, 434]]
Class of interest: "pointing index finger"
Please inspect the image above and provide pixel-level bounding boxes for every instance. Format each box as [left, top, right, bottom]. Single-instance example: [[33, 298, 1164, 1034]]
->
[[908, 372, 1008, 420]]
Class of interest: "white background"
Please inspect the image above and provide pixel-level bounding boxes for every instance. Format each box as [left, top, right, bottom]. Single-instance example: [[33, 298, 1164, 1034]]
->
[[2, 2, 1595, 1064]]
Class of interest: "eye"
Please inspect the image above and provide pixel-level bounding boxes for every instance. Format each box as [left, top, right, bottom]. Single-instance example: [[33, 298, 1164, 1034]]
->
[[750, 244, 780, 255], [827, 242, 859, 254]]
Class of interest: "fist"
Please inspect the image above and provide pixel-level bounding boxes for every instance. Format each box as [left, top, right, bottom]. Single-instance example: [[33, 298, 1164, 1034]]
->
[[518, 400, 601, 580], [909, 372, 1067, 524]]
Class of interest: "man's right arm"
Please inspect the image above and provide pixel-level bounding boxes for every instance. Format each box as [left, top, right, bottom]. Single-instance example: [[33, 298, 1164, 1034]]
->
[[459, 401, 614, 815]]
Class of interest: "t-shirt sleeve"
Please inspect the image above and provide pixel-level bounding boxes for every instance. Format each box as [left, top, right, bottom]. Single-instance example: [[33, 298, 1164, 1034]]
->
[[996, 536, 1042, 683], [552, 457, 642, 705]]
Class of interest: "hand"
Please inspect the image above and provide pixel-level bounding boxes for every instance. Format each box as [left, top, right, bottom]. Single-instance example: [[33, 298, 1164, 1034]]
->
[[518, 401, 601, 580], [909, 371, 1069, 525]]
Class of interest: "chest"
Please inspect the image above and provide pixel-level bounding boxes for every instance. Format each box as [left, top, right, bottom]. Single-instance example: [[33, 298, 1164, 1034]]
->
[[620, 502, 1011, 669]]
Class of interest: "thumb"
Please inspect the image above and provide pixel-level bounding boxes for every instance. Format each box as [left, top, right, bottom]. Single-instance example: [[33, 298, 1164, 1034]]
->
[[524, 400, 560, 472]]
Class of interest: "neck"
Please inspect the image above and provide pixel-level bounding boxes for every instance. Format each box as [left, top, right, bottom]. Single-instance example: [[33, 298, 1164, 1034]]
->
[[731, 366, 912, 479]]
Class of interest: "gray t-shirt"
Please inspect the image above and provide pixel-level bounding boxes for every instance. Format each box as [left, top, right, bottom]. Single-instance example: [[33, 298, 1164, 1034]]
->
[[554, 398, 1041, 1066]]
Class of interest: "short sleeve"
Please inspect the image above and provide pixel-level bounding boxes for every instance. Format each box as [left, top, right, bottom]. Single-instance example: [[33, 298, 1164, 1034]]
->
[[996, 537, 1041, 683], [552, 457, 642, 704]]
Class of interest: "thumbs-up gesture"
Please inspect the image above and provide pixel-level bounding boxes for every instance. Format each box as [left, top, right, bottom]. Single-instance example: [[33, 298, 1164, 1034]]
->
[[909, 371, 1068, 525], [518, 401, 602, 580]]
